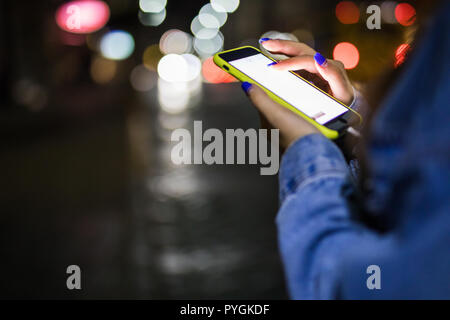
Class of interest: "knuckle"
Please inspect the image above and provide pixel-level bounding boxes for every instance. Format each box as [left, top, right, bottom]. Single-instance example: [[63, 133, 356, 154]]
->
[[333, 60, 345, 70]]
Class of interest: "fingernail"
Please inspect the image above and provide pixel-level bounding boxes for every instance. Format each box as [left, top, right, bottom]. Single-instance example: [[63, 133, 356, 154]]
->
[[241, 82, 252, 94], [267, 61, 277, 67], [259, 38, 270, 44], [314, 52, 328, 67]]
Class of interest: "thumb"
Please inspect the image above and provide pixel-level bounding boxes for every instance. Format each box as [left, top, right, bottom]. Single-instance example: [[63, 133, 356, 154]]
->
[[241, 82, 290, 128], [313, 52, 354, 105], [241, 81, 320, 147]]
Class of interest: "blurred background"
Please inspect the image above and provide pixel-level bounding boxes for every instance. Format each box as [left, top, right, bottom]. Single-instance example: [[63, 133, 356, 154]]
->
[[0, 0, 416, 298]]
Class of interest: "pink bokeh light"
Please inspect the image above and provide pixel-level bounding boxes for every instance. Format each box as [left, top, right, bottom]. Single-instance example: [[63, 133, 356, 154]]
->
[[55, 0, 110, 34]]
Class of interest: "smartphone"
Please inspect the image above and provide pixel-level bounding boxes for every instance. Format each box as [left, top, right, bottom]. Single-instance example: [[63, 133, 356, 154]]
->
[[214, 46, 362, 139]]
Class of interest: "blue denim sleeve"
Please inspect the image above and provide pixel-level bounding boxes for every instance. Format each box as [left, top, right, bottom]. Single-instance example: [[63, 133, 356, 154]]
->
[[277, 134, 450, 299], [277, 134, 373, 299]]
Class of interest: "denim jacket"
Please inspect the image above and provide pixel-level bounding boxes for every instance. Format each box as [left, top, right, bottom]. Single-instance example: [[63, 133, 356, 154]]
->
[[277, 3, 450, 299]]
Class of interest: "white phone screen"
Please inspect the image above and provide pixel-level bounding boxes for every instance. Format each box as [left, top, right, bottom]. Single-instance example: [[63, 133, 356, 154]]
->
[[229, 53, 348, 125]]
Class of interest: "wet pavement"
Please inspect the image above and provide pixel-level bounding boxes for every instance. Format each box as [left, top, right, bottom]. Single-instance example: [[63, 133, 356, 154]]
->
[[0, 82, 287, 299]]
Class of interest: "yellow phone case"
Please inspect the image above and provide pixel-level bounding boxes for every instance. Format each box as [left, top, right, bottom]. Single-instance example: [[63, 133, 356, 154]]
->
[[214, 46, 362, 139]]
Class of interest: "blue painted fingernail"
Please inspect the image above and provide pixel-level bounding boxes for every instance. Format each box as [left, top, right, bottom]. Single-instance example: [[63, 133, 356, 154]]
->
[[267, 61, 277, 67], [241, 81, 252, 94], [314, 52, 327, 67], [259, 38, 270, 43]]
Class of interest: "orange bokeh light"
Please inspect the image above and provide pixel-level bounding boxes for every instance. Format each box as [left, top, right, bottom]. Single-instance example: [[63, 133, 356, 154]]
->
[[202, 57, 236, 84], [335, 1, 360, 24], [395, 3, 416, 26], [333, 42, 360, 70]]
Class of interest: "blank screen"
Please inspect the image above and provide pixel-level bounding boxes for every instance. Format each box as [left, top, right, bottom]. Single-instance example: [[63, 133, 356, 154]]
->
[[229, 53, 347, 125]]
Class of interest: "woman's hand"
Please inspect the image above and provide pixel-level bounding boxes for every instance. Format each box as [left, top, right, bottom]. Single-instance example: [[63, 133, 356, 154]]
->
[[242, 39, 355, 149], [242, 82, 319, 149], [261, 39, 354, 105]]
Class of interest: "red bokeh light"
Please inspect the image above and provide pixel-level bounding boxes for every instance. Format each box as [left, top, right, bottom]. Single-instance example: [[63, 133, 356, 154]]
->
[[335, 1, 360, 24], [395, 3, 416, 26], [202, 57, 236, 84], [56, 1, 110, 34], [395, 43, 411, 68], [333, 42, 360, 70]]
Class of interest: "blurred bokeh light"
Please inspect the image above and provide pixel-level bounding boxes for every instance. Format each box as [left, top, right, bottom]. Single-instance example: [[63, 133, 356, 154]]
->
[[381, 1, 398, 24], [160, 29, 193, 54], [394, 43, 411, 68], [191, 15, 219, 40], [130, 65, 158, 91], [181, 54, 202, 82], [335, 1, 360, 24], [139, 0, 167, 13], [202, 57, 235, 83], [12, 79, 48, 111], [211, 0, 240, 13], [157, 54, 189, 82], [100, 30, 135, 60], [194, 31, 224, 58], [138, 9, 167, 26], [158, 79, 190, 114], [199, 3, 227, 29], [333, 42, 360, 69], [143, 44, 164, 70], [395, 2, 416, 26], [90, 56, 117, 84], [55, 0, 110, 34]]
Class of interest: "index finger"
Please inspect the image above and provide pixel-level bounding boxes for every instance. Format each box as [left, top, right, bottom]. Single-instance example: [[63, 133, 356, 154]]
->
[[270, 55, 318, 73], [260, 39, 316, 57]]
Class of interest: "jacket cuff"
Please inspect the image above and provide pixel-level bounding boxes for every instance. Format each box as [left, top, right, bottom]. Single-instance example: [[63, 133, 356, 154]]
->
[[279, 134, 349, 202]]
